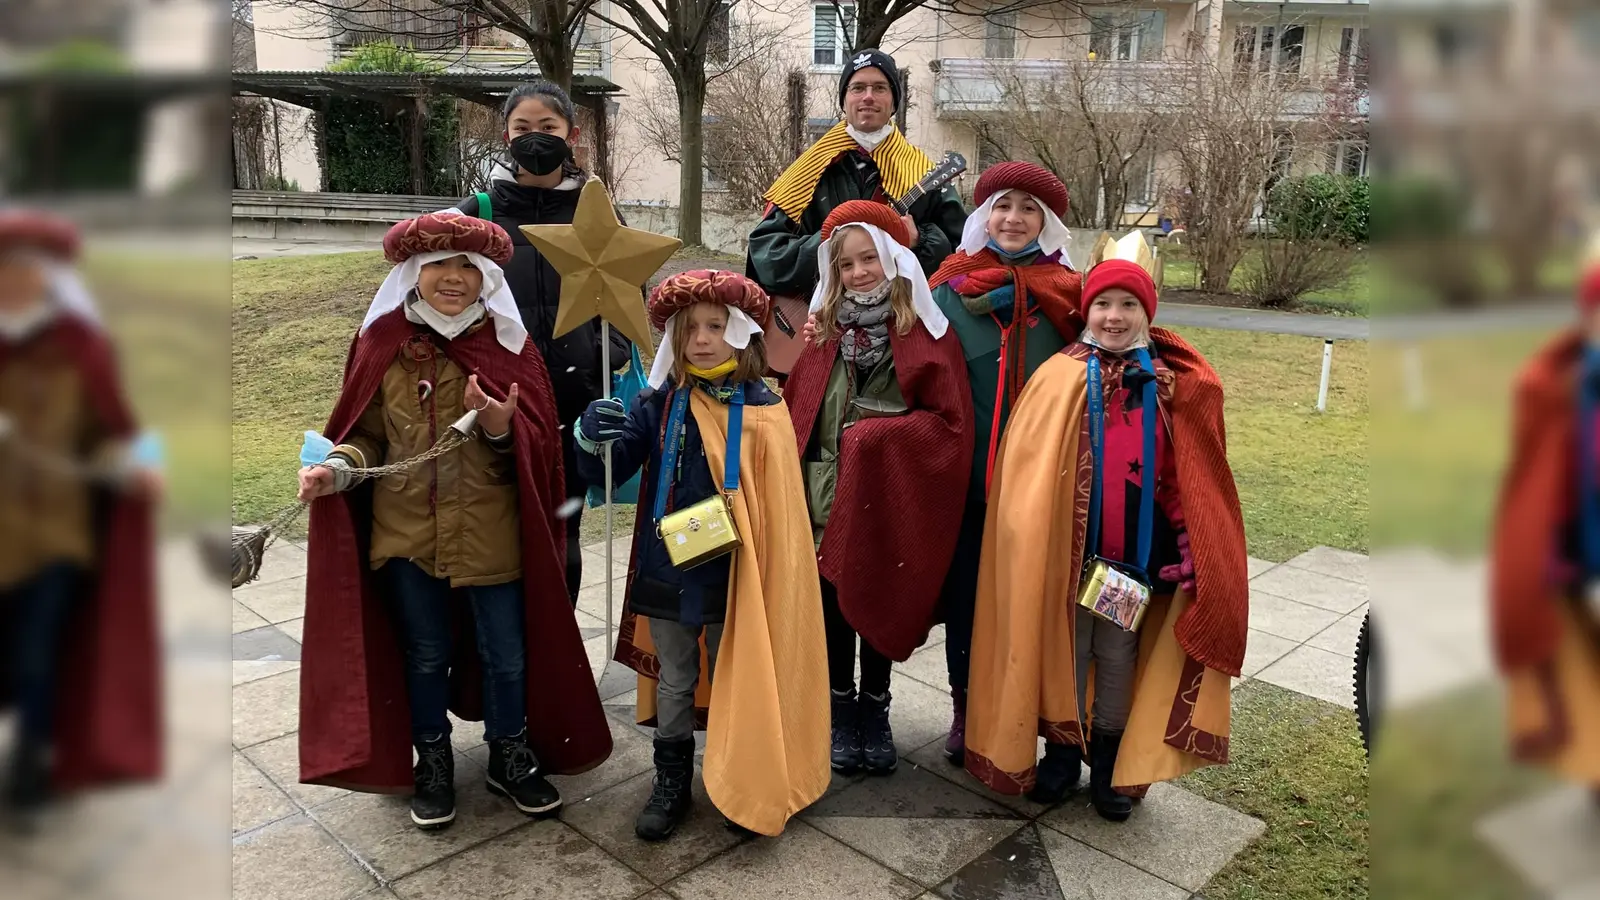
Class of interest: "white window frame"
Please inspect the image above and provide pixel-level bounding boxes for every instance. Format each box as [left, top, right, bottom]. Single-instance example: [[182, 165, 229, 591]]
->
[[1089, 10, 1165, 62], [985, 9, 1018, 59], [1122, 151, 1158, 210], [1234, 23, 1305, 78], [1328, 140, 1368, 178], [811, 2, 857, 71]]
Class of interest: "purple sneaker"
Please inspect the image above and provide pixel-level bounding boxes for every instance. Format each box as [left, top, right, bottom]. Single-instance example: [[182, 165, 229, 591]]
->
[[944, 689, 966, 765]]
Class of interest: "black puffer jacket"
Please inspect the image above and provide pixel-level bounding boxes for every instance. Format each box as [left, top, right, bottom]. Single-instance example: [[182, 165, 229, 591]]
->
[[455, 169, 632, 426]]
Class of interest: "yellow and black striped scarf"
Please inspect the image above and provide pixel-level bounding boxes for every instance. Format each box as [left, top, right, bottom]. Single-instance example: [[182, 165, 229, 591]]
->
[[762, 122, 933, 222]]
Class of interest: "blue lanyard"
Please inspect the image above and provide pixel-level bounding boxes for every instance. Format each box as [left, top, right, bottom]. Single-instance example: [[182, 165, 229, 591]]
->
[[1085, 348, 1158, 575], [652, 383, 745, 522], [1581, 349, 1600, 574]]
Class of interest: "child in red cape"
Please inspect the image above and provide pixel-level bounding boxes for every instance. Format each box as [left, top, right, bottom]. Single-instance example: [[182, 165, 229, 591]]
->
[[1490, 257, 1600, 790], [0, 210, 162, 818], [784, 200, 974, 776], [964, 234, 1248, 821], [296, 211, 610, 831]]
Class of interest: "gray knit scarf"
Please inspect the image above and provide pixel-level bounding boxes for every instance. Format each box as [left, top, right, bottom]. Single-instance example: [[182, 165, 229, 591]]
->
[[836, 280, 894, 369]]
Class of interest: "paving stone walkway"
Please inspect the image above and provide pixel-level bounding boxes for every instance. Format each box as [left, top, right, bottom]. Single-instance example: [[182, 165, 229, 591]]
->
[[220, 540, 1383, 900]]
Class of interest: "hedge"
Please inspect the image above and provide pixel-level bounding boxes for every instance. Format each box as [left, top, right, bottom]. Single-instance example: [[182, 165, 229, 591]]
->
[[319, 42, 460, 196], [1266, 174, 1369, 246]]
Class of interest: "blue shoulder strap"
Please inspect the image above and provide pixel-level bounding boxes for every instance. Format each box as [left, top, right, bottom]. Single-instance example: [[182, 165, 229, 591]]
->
[[1084, 348, 1158, 574], [652, 383, 745, 522]]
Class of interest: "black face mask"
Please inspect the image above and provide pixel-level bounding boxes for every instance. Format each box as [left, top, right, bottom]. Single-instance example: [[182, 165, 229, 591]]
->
[[507, 132, 573, 177]]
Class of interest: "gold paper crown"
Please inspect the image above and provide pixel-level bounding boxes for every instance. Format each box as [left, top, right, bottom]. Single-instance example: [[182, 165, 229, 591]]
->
[[1086, 230, 1163, 289]]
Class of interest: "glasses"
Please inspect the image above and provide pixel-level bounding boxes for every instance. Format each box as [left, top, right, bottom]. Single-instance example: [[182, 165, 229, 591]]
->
[[847, 83, 892, 96]]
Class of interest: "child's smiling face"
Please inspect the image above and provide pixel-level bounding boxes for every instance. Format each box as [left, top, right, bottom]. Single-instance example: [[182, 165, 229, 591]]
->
[[417, 255, 483, 316], [1086, 288, 1148, 352], [987, 190, 1045, 253], [834, 226, 887, 294]]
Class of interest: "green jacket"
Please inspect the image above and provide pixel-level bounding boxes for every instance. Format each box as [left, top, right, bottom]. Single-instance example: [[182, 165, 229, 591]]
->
[[933, 280, 1070, 502], [745, 153, 967, 298], [802, 354, 905, 548]]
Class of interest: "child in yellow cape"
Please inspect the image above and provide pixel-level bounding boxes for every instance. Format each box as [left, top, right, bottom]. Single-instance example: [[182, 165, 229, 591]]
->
[[963, 233, 1250, 821], [574, 270, 830, 841]]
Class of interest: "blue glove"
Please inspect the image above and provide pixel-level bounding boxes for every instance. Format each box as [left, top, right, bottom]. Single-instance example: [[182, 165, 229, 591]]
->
[[578, 398, 627, 448]]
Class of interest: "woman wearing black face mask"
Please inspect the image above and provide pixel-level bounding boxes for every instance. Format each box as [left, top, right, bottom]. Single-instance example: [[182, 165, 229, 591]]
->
[[452, 81, 634, 608]]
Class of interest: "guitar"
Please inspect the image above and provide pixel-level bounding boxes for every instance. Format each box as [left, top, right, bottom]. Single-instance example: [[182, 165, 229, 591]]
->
[[763, 150, 969, 377]]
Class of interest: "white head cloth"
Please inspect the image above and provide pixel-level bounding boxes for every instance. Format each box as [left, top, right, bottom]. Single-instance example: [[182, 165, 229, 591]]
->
[[958, 189, 1075, 270], [0, 247, 102, 327], [647, 305, 762, 390], [360, 249, 528, 353], [808, 222, 948, 339]]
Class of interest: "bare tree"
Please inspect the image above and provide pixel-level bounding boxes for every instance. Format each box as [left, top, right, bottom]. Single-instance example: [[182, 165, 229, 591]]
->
[[1155, 57, 1298, 293], [965, 58, 1170, 231], [594, 0, 780, 245], [634, 19, 802, 212]]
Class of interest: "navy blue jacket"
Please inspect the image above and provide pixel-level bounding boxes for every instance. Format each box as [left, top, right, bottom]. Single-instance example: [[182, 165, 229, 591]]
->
[[574, 379, 780, 625]]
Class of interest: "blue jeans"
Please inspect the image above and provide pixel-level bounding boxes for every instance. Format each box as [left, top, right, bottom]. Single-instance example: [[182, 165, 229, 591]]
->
[[383, 560, 528, 743], [4, 562, 85, 743]]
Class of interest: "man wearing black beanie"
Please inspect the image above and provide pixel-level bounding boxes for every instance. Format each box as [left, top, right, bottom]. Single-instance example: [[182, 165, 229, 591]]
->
[[746, 47, 966, 372]]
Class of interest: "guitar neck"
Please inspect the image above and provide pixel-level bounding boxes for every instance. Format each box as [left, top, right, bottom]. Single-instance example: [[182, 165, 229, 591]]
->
[[891, 184, 925, 216]]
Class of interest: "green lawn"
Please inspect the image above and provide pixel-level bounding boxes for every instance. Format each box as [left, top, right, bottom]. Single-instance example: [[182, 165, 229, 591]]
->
[[83, 249, 231, 532], [1180, 680, 1369, 900]]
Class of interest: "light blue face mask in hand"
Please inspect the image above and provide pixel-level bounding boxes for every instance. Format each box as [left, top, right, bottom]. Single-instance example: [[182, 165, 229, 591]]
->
[[130, 431, 164, 469], [300, 431, 334, 468]]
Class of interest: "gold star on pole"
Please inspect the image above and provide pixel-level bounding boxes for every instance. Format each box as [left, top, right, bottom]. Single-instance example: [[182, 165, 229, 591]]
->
[[518, 177, 681, 348]]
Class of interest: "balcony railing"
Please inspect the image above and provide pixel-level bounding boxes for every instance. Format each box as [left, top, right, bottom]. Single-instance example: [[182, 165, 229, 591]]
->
[[933, 58, 1195, 115], [934, 57, 1368, 120], [332, 45, 605, 75]]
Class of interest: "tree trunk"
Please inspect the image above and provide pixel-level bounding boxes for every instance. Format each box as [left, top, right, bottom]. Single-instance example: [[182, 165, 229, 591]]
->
[[533, 37, 576, 94], [408, 97, 426, 195], [677, 73, 707, 246]]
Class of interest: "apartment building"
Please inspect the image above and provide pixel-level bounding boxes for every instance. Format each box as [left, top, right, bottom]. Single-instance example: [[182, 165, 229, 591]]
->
[[244, 0, 1369, 223]]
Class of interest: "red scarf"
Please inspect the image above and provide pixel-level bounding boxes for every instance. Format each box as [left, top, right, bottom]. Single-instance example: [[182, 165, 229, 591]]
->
[[931, 248, 1083, 492]]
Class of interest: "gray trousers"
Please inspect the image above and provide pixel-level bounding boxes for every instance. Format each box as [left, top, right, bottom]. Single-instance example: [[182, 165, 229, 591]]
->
[[648, 616, 724, 742], [1074, 607, 1140, 733]]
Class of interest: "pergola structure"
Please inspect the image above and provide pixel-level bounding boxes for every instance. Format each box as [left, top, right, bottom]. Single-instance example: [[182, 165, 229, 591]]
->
[[231, 70, 624, 191]]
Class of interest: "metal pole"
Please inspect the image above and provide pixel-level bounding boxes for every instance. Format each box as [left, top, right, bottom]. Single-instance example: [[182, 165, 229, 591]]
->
[[1317, 339, 1333, 412], [602, 320, 614, 662], [1403, 343, 1426, 411]]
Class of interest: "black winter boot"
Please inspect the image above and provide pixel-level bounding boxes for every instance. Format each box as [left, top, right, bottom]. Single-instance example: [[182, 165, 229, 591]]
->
[[944, 688, 967, 766], [3, 737, 52, 817], [486, 729, 562, 816], [1089, 730, 1133, 822], [830, 689, 863, 773], [859, 691, 898, 774], [636, 737, 695, 841], [1028, 741, 1082, 804], [410, 735, 456, 829]]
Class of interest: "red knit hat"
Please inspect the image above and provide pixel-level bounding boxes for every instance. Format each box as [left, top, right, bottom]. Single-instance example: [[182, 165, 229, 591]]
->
[[822, 200, 911, 246], [1082, 260, 1159, 322], [1580, 261, 1600, 314], [383, 211, 513, 266], [0, 210, 81, 262], [649, 269, 772, 331], [974, 162, 1069, 218]]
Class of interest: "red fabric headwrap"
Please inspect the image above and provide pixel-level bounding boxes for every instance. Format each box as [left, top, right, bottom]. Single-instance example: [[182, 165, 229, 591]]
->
[[383, 211, 513, 265], [822, 200, 911, 246], [648, 269, 773, 331], [0, 210, 81, 262], [1082, 260, 1158, 322]]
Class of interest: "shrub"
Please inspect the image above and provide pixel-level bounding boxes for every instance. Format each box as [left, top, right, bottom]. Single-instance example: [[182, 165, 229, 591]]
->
[[1267, 174, 1369, 245], [1239, 239, 1357, 309], [319, 42, 459, 195]]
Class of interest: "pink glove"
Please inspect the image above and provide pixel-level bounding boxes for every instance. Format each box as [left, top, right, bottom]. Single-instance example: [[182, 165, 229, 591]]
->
[[1159, 531, 1196, 594]]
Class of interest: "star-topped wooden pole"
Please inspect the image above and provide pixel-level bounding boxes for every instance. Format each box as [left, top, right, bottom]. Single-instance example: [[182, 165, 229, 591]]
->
[[519, 177, 681, 661]]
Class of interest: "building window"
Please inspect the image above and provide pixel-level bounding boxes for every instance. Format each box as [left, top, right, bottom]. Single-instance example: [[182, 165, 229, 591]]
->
[[812, 2, 856, 69], [1327, 140, 1368, 178], [1338, 26, 1369, 84], [1124, 150, 1157, 208], [977, 134, 1006, 173], [1090, 10, 1165, 61], [1234, 23, 1304, 76], [985, 9, 1017, 59]]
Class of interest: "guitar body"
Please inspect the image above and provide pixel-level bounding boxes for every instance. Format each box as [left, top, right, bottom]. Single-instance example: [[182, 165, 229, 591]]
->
[[759, 151, 968, 377], [764, 293, 814, 378]]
